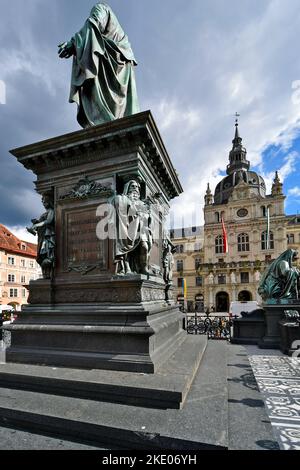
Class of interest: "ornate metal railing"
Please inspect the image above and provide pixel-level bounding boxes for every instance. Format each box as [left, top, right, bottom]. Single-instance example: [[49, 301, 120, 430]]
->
[[185, 314, 234, 340]]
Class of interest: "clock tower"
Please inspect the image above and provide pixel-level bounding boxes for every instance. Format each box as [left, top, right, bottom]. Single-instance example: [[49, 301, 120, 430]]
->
[[202, 120, 286, 312]]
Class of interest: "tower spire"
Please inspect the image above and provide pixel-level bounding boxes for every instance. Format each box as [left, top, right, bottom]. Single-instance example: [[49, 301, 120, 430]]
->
[[233, 113, 241, 143], [272, 170, 283, 196], [226, 114, 250, 175], [204, 183, 213, 205]]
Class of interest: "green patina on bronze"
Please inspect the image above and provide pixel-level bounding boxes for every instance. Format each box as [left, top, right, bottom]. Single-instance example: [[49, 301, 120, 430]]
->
[[258, 249, 300, 303], [108, 180, 153, 277], [58, 3, 140, 128]]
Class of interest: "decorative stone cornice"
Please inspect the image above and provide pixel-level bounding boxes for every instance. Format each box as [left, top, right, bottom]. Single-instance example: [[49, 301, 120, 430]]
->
[[10, 111, 183, 201]]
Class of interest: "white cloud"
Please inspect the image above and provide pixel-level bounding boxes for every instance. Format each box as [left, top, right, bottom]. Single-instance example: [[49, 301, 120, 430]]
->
[[2, 0, 300, 229], [278, 152, 299, 181], [147, 98, 202, 136], [288, 186, 300, 197], [7, 225, 37, 244], [143, 0, 300, 227], [260, 151, 299, 194], [0, 80, 6, 104]]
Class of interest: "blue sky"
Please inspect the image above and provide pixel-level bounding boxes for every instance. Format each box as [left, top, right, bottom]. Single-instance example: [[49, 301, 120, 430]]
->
[[0, 0, 300, 241]]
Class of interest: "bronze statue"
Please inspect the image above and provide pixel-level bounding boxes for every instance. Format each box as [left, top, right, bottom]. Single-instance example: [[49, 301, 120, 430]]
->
[[109, 180, 153, 276], [58, 2, 140, 128], [162, 233, 176, 302], [258, 249, 300, 302], [27, 193, 55, 280]]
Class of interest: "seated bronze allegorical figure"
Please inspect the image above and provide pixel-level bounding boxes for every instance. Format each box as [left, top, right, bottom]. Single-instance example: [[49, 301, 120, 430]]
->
[[258, 249, 300, 303]]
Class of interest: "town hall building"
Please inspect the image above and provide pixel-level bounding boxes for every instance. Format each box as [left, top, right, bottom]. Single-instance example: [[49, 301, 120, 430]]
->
[[172, 120, 300, 312]]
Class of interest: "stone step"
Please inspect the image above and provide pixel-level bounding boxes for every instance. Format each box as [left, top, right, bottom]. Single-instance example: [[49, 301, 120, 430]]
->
[[0, 337, 229, 450], [0, 425, 105, 450], [0, 335, 206, 410], [0, 384, 222, 450], [0, 340, 279, 450]]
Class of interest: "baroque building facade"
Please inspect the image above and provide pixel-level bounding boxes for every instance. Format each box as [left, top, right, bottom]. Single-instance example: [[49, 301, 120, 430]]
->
[[0, 225, 41, 311], [172, 121, 300, 313], [170, 227, 204, 312]]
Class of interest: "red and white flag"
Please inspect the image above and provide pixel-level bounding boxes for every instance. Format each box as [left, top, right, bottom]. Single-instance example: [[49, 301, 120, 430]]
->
[[221, 216, 228, 254]]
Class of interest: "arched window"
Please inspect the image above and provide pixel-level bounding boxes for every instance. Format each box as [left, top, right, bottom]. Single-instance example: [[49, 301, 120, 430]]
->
[[238, 233, 250, 252], [195, 258, 202, 270], [176, 244, 184, 254], [287, 234, 295, 245], [215, 212, 220, 223], [238, 291, 252, 301], [177, 260, 184, 272], [215, 235, 224, 254], [261, 206, 266, 217], [261, 231, 274, 250]]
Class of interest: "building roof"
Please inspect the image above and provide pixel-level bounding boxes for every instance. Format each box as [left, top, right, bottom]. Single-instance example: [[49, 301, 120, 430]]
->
[[214, 121, 266, 204], [287, 215, 300, 225], [170, 226, 204, 240], [0, 224, 37, 258]]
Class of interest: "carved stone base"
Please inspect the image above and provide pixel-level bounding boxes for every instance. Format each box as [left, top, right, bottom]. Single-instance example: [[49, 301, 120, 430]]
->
[[28, 277, 167, 305], [4, 304, 185, 373], [279, 320, 300, 355], [258, 304, 284, 349], [231, 309, 265, 345], [7, 112, 184, 374]]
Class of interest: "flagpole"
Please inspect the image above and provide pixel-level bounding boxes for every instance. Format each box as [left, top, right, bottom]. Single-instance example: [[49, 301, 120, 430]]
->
[[221, 216, 229, 254], [266, 207, 270, 250]]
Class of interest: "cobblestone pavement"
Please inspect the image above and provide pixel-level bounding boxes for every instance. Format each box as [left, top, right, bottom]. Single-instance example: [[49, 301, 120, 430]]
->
[[249, 355, 300, 450]]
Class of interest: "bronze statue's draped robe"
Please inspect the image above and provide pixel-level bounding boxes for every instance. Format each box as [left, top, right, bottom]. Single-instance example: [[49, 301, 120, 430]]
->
[[258, 249, 299, 301], [70, 3, 140, 128], [109, 184, 152, 259]]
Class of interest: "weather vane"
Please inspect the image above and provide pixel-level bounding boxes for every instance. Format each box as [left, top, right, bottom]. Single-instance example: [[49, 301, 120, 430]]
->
[[235, 112, 240, 125]]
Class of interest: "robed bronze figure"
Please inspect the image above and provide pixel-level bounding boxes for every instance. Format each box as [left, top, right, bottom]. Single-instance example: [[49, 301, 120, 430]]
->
[[258, 249, 300, 302], [58, 3, 140, 128]]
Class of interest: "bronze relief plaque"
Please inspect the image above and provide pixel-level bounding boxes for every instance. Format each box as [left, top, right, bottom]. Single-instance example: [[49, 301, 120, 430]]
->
[[64, 205, 109, 275]]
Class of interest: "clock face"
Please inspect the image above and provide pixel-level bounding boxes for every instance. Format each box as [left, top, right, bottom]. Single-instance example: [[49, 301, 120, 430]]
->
[[237, 208, 248, 218]]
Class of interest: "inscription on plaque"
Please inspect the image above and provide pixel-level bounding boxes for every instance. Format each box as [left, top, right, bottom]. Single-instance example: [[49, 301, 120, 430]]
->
[[66, 208, 107, 273]]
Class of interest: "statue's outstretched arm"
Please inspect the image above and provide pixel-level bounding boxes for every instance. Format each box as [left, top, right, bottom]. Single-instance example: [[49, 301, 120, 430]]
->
[[58, 40, 75, 59], [32, 209, 54, 229], [58, 2, 109, 60]]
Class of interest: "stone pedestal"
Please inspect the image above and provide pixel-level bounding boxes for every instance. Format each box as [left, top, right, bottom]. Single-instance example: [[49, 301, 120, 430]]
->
[[259, 304, 284, 349], [259, 301, 300, 349], [4, 111, 185, 373], [231, 309, 265, 345], [279, 320, 300, 356]]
